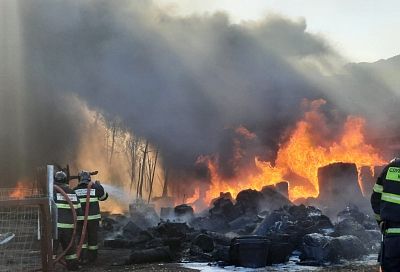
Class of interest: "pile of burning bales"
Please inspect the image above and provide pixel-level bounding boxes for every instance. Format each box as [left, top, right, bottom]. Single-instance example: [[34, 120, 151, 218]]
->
[[101, 162, 381, 269]]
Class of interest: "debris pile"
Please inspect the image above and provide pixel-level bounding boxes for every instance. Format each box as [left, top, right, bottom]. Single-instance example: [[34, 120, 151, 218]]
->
[[300, 205, 380, 265], [102, 186, 380, 268]]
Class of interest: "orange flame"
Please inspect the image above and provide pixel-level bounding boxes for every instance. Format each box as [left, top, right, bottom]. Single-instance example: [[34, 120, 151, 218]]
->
[[204, 99, 386, 203], [186, 187, 200, 204], [9, 181, 30, 199]]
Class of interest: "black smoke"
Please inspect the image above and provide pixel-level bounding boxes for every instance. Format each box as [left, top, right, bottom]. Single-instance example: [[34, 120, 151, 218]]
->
[[2, 0, 399, 190]]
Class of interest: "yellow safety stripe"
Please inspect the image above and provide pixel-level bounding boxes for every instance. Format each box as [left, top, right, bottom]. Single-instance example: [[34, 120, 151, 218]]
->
[[381, 192, 400, 204], [386, 228, 400, 234], [81, 244, 88, 249], [373, 184, 383, 193], [88, 245, 98, 250], [65, 254, 78, 260], [57, 223, 74, 229], [56, 203, 81, 209], [386, 167, 400, 181], [79, 197, 98, 203], [77, 214, 101, 221], [374, 213, 381, 221]]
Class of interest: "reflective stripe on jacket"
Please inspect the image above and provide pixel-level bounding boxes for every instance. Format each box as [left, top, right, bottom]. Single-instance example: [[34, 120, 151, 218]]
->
[[53, 182, 82, 228], [74, 182, 108, 221], [371, 160, 400, 224]]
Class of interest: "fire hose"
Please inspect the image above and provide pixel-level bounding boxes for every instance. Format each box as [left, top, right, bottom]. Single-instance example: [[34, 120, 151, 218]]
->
[[76, 181, 94, 258], [53, 184, 78, 267], [52, 181, 94, 267]]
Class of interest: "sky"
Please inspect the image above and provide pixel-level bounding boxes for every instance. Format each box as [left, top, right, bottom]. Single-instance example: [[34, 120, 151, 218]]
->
[[156, 0, 400, 62]]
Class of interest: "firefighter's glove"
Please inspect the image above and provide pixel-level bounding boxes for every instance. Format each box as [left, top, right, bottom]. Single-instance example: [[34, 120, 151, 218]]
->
[[379, 221, 385, 234]]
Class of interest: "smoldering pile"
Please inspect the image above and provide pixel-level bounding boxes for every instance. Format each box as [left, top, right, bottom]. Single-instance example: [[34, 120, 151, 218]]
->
[[101, 182, 380, 269]]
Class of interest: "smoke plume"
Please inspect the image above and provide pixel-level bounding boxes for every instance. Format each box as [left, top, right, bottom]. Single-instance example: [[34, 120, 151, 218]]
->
[[1, 0, 399, 197]]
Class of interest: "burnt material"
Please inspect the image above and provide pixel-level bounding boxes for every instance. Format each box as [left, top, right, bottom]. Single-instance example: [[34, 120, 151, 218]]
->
[[301, 233, 367, 263], [193, 234, 214, 253], [317, 163, 364, 210], [253, 205, 333, 237], [209, 193, 235, 220], [101, 188, 380, 267], [235, 189, 264, 214], [155, 222, 190, 238], [174, 204, 194, 219], [122, 221, 143, 240], [302, 233, 333, 263], [126, 246, 173, 264]]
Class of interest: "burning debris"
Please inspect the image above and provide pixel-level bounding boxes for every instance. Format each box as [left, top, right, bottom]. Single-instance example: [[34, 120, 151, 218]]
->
[[193, 100, 386, 210], [101, 185, 380, 269]]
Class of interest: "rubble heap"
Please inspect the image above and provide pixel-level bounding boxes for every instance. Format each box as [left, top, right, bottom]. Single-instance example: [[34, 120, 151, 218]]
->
[[102, 186, 380, 268]]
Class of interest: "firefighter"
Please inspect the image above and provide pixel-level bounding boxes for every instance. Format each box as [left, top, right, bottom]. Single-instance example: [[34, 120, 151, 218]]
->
[[53, 171, 82, 271], [74, 170, 108, 263], [371, 157, 400, 272]]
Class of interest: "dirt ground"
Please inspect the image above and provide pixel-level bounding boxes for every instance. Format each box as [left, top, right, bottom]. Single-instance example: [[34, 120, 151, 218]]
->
[[54, 248, 380, 272], [55, 248, 198, 272]]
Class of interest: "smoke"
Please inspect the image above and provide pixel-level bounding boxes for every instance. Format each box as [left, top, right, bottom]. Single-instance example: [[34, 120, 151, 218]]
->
[[2, 0, 399, 195], [0, 0, 86, 184]]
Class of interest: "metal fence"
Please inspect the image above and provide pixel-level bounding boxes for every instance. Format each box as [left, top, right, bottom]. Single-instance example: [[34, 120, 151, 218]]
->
[[0, 168, 53, 272], [0, 205, 40, 271]]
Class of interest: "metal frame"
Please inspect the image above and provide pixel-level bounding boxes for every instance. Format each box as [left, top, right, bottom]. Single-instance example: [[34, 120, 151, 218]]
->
[[0, 198, 53, 272]]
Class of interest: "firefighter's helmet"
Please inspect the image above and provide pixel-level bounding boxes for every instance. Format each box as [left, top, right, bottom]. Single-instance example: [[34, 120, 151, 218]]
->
[[79, 171, 91, 184], [54, 171, 67, 184], [390, 157, 400, 163]]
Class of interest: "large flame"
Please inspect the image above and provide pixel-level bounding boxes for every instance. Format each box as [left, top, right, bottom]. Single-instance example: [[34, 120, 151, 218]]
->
[[204, 99, 386, 203]]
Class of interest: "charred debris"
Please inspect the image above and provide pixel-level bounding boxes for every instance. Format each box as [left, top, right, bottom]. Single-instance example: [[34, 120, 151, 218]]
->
[[101, 162, 380, 268]]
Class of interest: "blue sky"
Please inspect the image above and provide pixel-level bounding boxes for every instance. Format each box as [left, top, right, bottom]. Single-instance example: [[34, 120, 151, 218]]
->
[[156, 0, 400, 62]]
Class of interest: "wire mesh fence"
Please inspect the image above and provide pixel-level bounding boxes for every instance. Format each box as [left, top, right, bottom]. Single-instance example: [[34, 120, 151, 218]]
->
[[0, 167, 52, 272], [0, 205, 42, 272]]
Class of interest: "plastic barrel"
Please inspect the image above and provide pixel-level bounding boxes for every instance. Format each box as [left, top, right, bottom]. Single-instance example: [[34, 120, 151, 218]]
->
[[230, 235, 269, 268]]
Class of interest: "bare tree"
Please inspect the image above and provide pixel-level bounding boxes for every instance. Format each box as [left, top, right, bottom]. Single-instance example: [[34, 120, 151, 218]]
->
[[125, 135, 140, 194], [137, 140, 149, 199], [125, 134, 161, 202], [147, 148, 159, 203], [162, 167, 169, 197], [107, 119, 123, 165]]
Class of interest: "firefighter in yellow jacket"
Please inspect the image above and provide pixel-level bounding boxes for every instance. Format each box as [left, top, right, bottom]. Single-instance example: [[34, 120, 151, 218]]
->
[[74, 170, 108, 263], [53, 171, 82, 270], [371, 157, 400, 272]]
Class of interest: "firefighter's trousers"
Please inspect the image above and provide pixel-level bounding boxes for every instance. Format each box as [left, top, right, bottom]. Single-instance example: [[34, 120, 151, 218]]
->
[[382, 234, 400, 271], [54, 228, 79, 270], [77, 220, 99, 262]]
